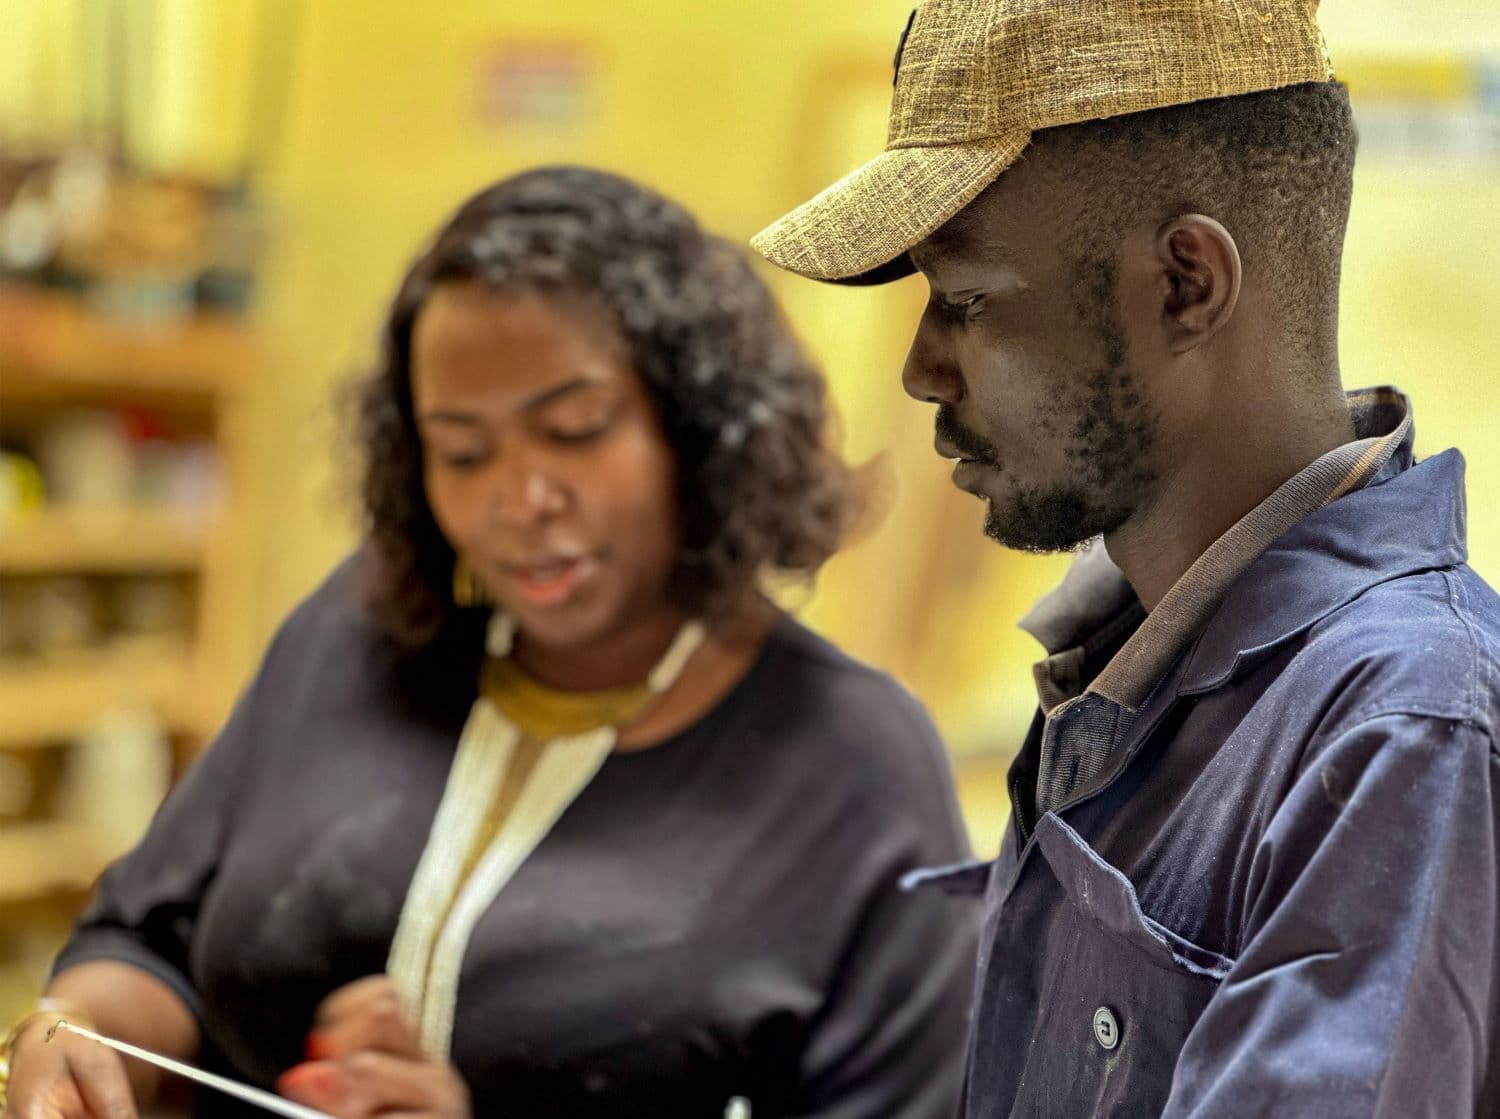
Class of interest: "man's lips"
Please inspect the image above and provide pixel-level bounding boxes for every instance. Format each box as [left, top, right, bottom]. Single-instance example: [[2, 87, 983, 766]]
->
[[935, 436, 999, 496], [935, 438, 969, 462], [934, 407, 999, 466], [935, 437, 990, 465]]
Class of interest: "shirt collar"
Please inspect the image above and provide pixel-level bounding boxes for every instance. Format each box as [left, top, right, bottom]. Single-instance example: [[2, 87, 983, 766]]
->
[[1022, 386, 1425, 714]]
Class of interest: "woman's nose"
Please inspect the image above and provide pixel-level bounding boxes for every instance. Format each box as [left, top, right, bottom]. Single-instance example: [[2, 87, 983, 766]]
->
[[490, 452, 566, 526]]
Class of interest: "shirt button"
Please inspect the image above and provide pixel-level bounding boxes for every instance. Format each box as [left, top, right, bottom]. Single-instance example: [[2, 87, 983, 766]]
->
[[1093, 1006, 1121, 1050]]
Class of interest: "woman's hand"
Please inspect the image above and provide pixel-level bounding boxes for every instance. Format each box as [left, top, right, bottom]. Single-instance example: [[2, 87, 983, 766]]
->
[[2, 1013, 138, 1119], [277, 977, 470, 1119], [2, 964, 200, 1119]]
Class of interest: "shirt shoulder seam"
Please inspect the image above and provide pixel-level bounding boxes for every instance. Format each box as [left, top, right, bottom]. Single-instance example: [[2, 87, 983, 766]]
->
[[1319, 707, 1498, 763], [1440, 568, 1491, 733], [1367, 712, 1472, 1108]]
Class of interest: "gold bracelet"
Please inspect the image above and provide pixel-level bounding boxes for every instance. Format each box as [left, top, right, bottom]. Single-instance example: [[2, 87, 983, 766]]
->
[[0, 999, 98, 1108]]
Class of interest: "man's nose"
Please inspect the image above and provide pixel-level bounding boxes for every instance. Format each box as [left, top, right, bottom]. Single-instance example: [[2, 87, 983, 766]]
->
[[902, 315, 965, 405]]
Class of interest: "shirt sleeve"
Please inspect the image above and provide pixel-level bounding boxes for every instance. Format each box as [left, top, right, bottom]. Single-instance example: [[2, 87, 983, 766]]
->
[[50, 639, 272, 1019], [782, 705, 978, 1119], [1161, 711, 1499, 1118]]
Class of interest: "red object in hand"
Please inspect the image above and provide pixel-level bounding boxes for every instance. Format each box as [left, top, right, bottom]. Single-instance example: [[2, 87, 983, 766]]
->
[[277, 1060, 348, 1107], [305, 1031, 338, 1061]]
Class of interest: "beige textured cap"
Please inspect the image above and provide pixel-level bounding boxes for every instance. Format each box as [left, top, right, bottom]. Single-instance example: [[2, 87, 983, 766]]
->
[[752, 0, 1334, 284]]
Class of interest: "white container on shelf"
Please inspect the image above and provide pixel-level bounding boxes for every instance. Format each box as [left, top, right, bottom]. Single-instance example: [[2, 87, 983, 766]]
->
[[59, 705, 172, 858]]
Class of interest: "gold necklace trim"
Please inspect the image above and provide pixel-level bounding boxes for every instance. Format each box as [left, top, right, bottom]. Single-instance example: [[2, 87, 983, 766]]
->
[[387, 619, 707, 1055]]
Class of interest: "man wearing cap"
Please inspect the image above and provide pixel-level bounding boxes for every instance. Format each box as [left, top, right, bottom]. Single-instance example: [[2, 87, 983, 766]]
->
[[754, 1, 1500, 1116]]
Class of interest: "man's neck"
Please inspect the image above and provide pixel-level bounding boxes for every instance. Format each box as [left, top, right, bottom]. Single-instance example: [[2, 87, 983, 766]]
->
[[1105, 386, 1356, 611]]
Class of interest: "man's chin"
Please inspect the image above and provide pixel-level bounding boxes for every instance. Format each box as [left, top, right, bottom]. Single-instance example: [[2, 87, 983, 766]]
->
[[982, 493, 1106, 555]]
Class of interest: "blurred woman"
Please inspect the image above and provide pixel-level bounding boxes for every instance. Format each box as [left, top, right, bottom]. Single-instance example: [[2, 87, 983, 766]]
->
[[0, 168, 975, 1119]]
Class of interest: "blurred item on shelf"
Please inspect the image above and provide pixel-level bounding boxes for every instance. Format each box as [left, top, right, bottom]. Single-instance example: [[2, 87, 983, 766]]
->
[[32, 410, 136, 506], [0, 583, 26, 658], [0, 749, 64, 824], [0, 451, 44, 517], [58, 707, 172, 857], [112, 576, 194, 645], [12, 577, 101, 658], [0, 406, 224, 512], [0, 574, 193, 660], [0, 147, 265, 320], [0, 753, 38, 818]]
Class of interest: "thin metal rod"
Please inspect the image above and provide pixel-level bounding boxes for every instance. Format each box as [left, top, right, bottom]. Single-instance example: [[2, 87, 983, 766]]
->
[[48, 1020, 335, 1119]]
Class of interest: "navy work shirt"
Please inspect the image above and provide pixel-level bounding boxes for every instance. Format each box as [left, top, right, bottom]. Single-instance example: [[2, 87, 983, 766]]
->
[[957, 389, 1500, 1116]]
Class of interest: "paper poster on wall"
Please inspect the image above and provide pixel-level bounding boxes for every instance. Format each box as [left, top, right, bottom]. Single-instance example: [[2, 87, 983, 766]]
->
[[477, 40, 600, 133]]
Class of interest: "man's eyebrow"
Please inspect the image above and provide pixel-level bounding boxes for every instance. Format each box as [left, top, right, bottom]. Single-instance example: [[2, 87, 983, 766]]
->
[[912, 221, 1010, 279]]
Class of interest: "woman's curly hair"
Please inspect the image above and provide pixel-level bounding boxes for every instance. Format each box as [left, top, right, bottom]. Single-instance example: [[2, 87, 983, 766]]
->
[[355, 166, 856, 647]]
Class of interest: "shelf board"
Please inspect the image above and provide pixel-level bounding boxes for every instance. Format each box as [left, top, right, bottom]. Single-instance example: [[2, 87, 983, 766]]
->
[[0, 819, 108, 904], [0, 650, 205, 748], [0, 285, 256, 402], [0, 507, 213, 574]]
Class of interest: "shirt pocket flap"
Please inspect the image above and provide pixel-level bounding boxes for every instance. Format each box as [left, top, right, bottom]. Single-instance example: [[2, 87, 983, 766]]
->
[[1034, 812, 1233, 980]]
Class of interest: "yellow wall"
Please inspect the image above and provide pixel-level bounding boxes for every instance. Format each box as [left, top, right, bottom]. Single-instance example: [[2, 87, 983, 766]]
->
[[3, 1, 1497, 776], [222, 0, 1500, 765], [238, 1, 1084, 764], [247, 0, 915, 622]]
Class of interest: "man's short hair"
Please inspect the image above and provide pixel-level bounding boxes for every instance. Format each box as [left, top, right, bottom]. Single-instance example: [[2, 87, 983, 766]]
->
[[1032, 80, 1357, 376]]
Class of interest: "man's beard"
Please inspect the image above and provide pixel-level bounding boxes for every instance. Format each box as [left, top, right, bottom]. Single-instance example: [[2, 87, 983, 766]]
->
[[934, 407, 1104, 552], [982, 483, 1111, 554], [941, 293, 1157, 554], [986, 361, 1155, 551]]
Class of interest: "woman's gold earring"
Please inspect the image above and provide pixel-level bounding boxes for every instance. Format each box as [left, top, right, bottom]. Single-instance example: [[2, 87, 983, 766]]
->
[[452, 559, 493, 607]]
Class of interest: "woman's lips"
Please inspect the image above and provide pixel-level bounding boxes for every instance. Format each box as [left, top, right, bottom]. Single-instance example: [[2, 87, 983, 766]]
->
[[503, 555, 599, 607]]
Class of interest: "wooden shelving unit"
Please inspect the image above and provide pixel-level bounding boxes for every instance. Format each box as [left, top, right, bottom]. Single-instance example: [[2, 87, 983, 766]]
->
[[0, 284, 258, 917], [0, 286, 255, 402], [0, 821, 109, 906], [0, 649, 206, 750], [0, 506, 212, 574]]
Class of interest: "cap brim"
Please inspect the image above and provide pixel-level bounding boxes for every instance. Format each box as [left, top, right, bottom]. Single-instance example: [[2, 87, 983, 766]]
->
[[751, 132, 1030, 284]]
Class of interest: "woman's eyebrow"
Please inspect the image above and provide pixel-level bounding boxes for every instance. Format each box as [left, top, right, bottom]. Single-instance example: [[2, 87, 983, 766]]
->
[[519, 376, 610, 414], [417, 375, 609, 426]]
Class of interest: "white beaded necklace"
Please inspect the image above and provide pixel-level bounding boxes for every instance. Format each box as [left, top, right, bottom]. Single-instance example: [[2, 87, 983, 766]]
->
[[388, 613, 707, 1056]]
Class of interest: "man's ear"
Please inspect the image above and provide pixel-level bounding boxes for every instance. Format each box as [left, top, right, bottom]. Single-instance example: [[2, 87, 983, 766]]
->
[[1155, 214, 1241, 354]]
